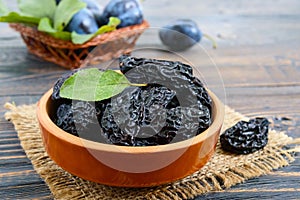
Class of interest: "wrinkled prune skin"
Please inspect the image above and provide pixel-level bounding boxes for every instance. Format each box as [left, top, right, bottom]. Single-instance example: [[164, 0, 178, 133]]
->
[[100, 85, 179, 146], [54, 100, 107, 143], [97, 56, 212, 146], [119, 55, 211, 108], [220, 118, 270, 154], [52, 56, 212, 146], [119, 55, 193, 81]]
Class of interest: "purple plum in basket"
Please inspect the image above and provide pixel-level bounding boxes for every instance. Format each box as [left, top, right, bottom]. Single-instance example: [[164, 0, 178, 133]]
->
[[99, 0, 143, 28], [159, 19, 202, 51], [57, 0, 103, 23], [65, 8, 99, 34], [81, 0, 103, 20]]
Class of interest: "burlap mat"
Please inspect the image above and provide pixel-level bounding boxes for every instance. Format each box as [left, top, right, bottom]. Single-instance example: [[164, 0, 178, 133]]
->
[[4, 102, 300, 200]]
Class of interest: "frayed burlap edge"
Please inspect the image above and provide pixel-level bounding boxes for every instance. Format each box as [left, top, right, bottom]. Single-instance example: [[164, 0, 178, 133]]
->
[[4, 102, 300, 200]]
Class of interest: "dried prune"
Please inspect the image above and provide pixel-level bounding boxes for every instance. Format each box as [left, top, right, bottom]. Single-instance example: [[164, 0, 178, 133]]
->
[[220, 117, 270, 154], [97, 56, 212, 146], [52, 56, 213, 146], [119, 55, 211, 108], [99, 84, 179, 146], [54, 101, 107, 143], [119, 55, 193, 84]]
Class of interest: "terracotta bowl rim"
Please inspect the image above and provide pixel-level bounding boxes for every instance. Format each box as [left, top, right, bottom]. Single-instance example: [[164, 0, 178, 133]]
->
[[37, 88, 224, 154]]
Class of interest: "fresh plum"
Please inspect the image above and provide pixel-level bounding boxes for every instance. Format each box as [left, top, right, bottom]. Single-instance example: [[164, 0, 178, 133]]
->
[[57, 0, 103, 25], [81, 0, 103, 20], [99, 0, 143, 28], [159, 19, 202, 51], [65, 8, 99, 34]]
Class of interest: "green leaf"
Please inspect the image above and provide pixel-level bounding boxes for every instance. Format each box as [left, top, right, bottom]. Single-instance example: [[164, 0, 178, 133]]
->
[[107, 17, 121, 27], [38, 17, 71, 40], [0, 0, 9, 16], [71, 32, 94, 44], [71, 17, 121, 44], [48, 31, 72, 41], [38, 17, 56, 33], [0, 12, 40, 25], [95, 17, 121, 35], [18, 0, 56, 20], [60, 69, 146, 101], [54, 0, 86, 31]]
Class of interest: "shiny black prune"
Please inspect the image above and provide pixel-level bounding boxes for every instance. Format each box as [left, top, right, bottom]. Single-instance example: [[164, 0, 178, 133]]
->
[[97, 56, 212, 146], [99, 84, 179, 146], [220, 117, 270, 154], [52, 56, 212, 146], [119, 55, 193, 82], [54, 100, 107, 143], [163, 105, 211, 143], [119, 55, 211, 108]]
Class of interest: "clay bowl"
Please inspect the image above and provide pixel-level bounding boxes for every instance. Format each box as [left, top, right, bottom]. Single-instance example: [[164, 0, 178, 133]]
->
[[37, 89, 224, 187]]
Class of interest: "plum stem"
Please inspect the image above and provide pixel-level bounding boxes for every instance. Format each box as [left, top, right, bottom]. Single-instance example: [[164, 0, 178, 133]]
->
[[203, 33, 217, 49], [130, 83, 147, 87]]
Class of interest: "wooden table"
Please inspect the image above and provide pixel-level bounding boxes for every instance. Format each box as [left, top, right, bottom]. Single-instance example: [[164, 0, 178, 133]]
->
[[1, 0, 299, 199]]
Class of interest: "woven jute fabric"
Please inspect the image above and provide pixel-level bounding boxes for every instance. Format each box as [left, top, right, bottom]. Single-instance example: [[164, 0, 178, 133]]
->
[[4, 103, 300, 200]]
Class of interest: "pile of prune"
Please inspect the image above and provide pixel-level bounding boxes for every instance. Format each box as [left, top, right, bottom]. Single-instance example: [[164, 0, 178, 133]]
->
[[51, 55, 212, 146], [220, 118, 270, 154]]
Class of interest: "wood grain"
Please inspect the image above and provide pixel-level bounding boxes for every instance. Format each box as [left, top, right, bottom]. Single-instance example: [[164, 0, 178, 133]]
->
[[0, 0, 300, 199]]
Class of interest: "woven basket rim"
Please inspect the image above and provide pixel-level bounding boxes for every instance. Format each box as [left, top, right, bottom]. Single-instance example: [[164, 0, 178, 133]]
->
[[9, 20, 149, 49]]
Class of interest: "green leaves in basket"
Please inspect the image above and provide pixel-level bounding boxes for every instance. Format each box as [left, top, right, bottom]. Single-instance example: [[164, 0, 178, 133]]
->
[[98, 17, 121, 34], [0, 0, 121, 44], [0, 12, 40, 25], [60, 69, 147, 102], [38, 17, 71, 41], [0, 0, 48, 26], [54, 0, 86, 31], [0, 0, 9, 16], [18, 0, 56, 20], [38, 16, 120, 44], [71, 17, 121, 44]]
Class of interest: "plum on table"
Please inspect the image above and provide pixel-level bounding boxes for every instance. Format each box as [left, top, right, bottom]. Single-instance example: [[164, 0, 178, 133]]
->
[[159, 19, 217, 51]]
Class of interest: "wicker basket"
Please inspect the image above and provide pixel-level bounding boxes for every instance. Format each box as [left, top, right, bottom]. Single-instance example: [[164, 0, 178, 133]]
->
[[9, 21, 149, 69]]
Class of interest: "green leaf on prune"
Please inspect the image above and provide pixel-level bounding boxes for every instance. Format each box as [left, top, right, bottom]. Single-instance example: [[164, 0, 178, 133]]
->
[[60, 69, 146, 101]]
